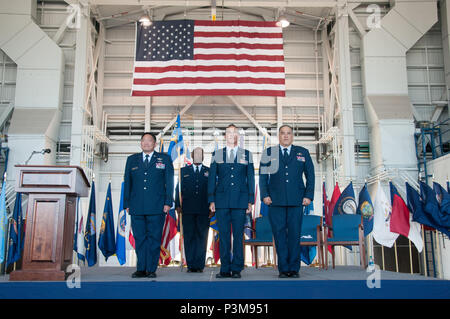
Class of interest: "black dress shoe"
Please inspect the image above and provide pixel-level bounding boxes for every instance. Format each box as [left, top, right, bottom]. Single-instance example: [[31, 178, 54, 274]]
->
[[278, 272, 289, 278], [289, 271, 300, 278], [131, 271, 147, 278], [216, 272, 232, 278], [187, 268, 194, 273], [196, 268, 203, 273], [147, 272, 157, 278], [231, 271, 241, 279]]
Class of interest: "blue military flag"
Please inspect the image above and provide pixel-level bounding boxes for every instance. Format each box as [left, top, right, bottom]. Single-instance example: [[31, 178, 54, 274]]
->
[[116, 181, 127, 265], [332, 181, 355, 250], [433, 182, 450, 215], [300, 202, 317, 265], [333, 181, 357, 215], [406, 182, 450, 238], [98, 182, 116, 261], [420, 181, 450, 228], [0, 180, 7, 264], [167, 114, 184, 162], [6, 193, 24, 266], [84, 181, 97, 267], [357, 183, 374, 236]]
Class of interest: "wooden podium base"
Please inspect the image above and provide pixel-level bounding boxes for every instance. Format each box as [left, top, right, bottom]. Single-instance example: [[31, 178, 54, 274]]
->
[[9, 270, 66, 281]]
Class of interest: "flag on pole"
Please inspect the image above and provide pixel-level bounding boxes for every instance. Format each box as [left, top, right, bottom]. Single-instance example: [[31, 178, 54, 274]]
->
[[389, 182, 423, 252], [84, 181, 97, 267], [6, 193, 24, 266], [433, 181, 450, 215], [131, 20, 285, 97], [406, 182, 449, 237], [322, 181, 329, 225], [332, 182, 357, 215], [98, 182, 116, 261], [116, 181, 127, 265], [167, 114, 184, 162], [73, 197, 85, 262], [159, 139, 165, 153], [372, 182, 399, 248], [160, 205, 178, 265], [328, 182, 341, 224], [420, 181, 450, 228], [0, 180, 7, 264], [357, 183, 374, 236], [210, 215, 220, 264]]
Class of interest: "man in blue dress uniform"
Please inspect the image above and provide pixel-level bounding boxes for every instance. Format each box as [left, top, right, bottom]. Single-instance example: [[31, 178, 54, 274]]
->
[[123, 132, 174, 278], [208, 124, 255, 279], [259, 125, 315, 278], [175, 147, 211, 273]]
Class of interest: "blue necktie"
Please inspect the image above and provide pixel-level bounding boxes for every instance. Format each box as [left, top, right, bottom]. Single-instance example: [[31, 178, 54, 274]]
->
[[144, 154, 149, 168], [283, 148, 288, 161]]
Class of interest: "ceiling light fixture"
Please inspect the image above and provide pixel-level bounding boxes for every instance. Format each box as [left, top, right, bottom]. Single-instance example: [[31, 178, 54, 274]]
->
[[139, 13, 152, 27]]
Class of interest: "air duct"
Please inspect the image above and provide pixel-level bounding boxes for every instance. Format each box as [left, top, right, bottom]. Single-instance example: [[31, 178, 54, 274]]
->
[[0, 0, 64, 180]]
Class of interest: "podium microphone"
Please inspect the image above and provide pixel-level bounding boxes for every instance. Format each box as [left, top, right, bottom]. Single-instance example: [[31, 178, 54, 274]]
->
[[25, 148, 52, 165]]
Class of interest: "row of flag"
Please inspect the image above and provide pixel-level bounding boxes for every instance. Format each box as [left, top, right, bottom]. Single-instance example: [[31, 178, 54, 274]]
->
[[321, 179, 450, 253]]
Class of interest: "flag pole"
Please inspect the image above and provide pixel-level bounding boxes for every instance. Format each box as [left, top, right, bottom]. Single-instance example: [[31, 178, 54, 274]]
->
[[435, 231, 442, 278], [381, 245, 385, 271], [408, 239, 413, 274], [394, 241, 399, 272], [422, 225, 427, 277], [177, 147, 185, 271]]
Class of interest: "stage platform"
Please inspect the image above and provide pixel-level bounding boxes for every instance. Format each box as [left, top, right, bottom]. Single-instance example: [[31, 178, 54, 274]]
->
[[0, 266, 448, 299]]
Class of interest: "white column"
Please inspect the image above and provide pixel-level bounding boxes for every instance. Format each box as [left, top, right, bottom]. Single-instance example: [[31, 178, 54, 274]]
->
[[70, 5, 89, 167], [336, 2, 356, 181]]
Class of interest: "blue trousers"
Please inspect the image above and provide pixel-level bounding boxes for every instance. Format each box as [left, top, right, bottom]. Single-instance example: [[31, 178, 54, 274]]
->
[[268, 206, 304, 273], [182, 214, 210, 270], [215, 208, 246, 273], [130, 214, 165, 273]]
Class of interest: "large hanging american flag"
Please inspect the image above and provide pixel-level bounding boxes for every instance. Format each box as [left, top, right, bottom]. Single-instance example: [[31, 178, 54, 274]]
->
[[131, 19, 285, 96]]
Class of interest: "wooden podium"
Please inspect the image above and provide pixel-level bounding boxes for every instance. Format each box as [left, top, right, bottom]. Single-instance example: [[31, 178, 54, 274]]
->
[[9, 165, 90, 281]]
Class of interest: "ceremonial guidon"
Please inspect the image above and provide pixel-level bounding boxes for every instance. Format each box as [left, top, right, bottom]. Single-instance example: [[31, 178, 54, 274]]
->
[[175, 159, 210, 273], [259, 125, 315, 278], [123, 132, 174, 278]]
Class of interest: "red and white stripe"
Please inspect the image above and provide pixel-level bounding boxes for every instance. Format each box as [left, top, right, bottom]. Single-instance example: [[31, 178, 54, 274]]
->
[[132, 20, 285, 97]]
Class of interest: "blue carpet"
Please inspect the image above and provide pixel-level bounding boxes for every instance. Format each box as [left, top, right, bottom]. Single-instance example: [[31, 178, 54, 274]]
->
[[0, 280, 449, 299]]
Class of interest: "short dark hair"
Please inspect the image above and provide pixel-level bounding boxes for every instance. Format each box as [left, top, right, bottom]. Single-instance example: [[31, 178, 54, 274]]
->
[[279, 125, 293, 133], [141, 132, 156, 142], [226, 123, 238, 130]]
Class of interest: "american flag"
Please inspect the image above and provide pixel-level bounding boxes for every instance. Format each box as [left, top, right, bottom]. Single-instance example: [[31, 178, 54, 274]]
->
[[131, 19, 285, 96]]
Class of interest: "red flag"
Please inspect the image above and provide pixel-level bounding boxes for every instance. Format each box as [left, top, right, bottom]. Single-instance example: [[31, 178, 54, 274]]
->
[[129, 229, 135, 249], [213, 233, 220, 264], [389, 182, 423, 252], [160, 208, 178, 265], [326, 182, 340, 253], [390, 193, 410, 238]]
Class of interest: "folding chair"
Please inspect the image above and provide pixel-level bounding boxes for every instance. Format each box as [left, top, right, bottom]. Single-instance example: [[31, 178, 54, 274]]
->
[[300, 215, 325, 268], [243, 216, 277, 269], [323, 214, 366, 269]]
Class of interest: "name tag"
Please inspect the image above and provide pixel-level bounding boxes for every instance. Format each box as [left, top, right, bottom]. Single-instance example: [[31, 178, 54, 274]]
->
[[184, 174, 190, 178], [297, 156, 305, 162], [239, 158, 248, 165], [131, 166, 139, 171], [156, 162, 165, 169]]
